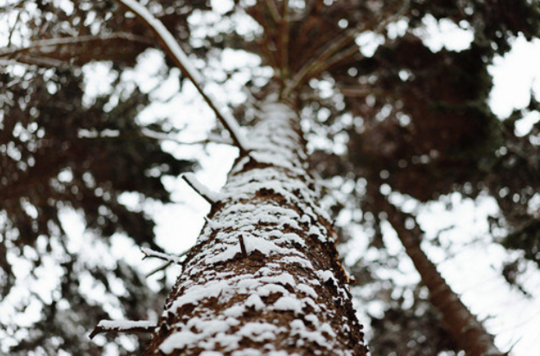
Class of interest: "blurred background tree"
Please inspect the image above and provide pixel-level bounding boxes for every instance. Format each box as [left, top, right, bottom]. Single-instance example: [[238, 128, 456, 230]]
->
[[1, 0, 540, 355]]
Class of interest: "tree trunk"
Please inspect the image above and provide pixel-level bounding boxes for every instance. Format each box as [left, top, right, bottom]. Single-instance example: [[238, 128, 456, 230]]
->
[[382, 199, 505, 356], [144, 98, 367, 355]]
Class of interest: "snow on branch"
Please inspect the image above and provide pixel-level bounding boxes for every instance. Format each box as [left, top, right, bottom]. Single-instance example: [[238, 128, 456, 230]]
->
[[181, 173, 222, 204], [140, 247, 187, 264], [89, 320, 156, 339], [114, 0, 250, 154]]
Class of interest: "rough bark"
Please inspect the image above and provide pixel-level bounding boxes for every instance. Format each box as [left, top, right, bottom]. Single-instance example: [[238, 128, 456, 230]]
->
[[144, 99, 367, 355], [382, 199, 505, 356]]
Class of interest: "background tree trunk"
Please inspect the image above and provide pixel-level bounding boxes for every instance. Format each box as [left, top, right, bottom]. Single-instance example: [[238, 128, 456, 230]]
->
[[381, 198, 505, 356], [144, 98, 367, 355]]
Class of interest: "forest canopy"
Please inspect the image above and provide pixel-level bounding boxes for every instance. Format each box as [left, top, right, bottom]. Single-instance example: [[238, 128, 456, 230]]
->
[[1, 0, 540, 355]]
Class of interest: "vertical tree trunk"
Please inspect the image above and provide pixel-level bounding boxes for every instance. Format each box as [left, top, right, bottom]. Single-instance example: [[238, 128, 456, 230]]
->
[[382, 200, 505, 356], [144, 98, 367, 355]]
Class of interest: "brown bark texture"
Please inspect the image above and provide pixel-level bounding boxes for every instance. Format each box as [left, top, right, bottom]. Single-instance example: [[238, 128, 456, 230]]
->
[[144, 99, 367, 355], [383, 200, 506, 356]]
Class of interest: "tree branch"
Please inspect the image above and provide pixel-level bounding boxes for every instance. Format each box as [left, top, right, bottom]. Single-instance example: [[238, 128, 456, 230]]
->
[[280, 0, 290, 81], [282, 27, 357, 99], [146, 261, 173, 277], [181, 173, 222, 204], [7, 11, 21, 48], [6, 55, 67, 68], [264, 0, 281, 23], [114, 0, 250, 154], [0, 32, 152, 58], [141, 128, 233, 146], [89, 320, 156, 339], [140, 247, 188, 264], [282, 0, 411, 99]]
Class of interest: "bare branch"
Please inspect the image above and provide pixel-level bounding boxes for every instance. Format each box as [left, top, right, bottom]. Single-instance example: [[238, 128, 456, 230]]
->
[[140, 247, 188, 264], [0, 32, 152, 58], [114, 0, 250, 154], [282, 28, 356, 99], [141, 128, 233, 146], [7, 11, 21, 48], [146, 261, 173, 277], [9, 55, 68, 68], [280, 0, 290, 80], [89, 320, 156, 339], [264, 0, 282, 23], [181, 173, 222, 204]]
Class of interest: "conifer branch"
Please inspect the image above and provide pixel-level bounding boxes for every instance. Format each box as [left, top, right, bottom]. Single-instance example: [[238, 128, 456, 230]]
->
[[181, 173, 222, 204], [89, 320, 156, 339], [114, 0, 250, 154], [282, 1, 411, 99], [282, 28, 357, 98]]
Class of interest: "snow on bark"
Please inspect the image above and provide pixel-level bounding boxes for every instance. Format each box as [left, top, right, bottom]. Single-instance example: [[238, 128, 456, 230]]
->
[[143, 100, 367, 355]]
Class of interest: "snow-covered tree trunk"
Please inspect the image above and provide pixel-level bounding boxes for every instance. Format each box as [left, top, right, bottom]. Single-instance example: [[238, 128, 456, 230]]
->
[[143, 98, 367, 355]]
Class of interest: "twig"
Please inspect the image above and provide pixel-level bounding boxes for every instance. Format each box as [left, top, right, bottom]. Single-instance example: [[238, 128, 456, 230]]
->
[[140, 247, 187, 264], [89, 320, 156, 339], [7, 11, 21, 48], [239, 234, 247, 257], [146, 261, 173, 277], [114, 0, 250, 154], [181, 173, 222, 204]]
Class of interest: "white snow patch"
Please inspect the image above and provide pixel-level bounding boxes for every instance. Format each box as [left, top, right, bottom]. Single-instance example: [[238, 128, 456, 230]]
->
[[273, 296, 303, 314], [97, 320, 155, 329], [224, 305, 246, 318], [245, 294, 266, 311], [297, 283, 318, 299]]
